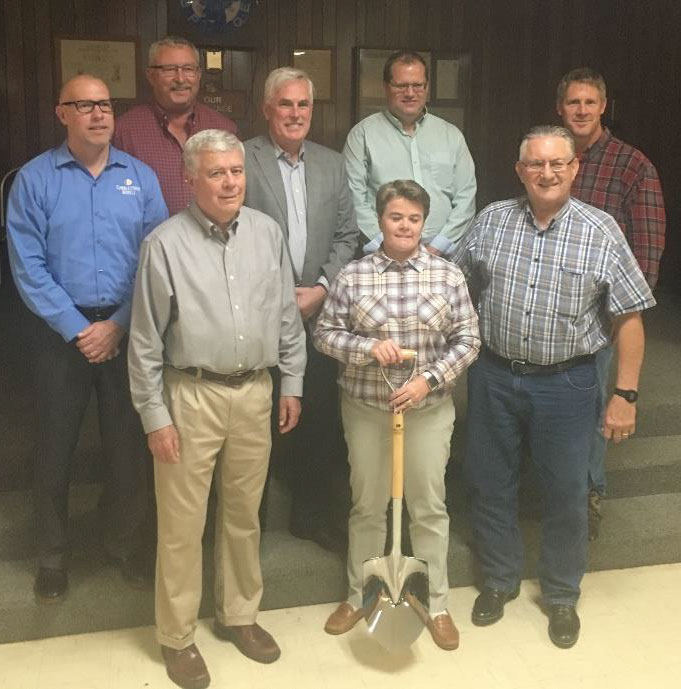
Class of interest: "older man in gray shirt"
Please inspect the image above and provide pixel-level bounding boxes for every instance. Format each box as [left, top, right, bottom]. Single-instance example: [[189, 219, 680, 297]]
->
[[129, 130, 306, 689]]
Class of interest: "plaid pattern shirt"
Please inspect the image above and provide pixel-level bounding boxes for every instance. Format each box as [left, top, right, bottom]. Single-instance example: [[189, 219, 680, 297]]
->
[[572, 128, 665, 287], [113, 103, 238, 215], [452, 197, 656, 365], [313, 247, 480, 411]]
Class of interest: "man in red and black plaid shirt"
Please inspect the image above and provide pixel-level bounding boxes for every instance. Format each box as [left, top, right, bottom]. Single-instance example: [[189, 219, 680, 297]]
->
[[556, 67, 666, 539], [114, 37, 237, 215]]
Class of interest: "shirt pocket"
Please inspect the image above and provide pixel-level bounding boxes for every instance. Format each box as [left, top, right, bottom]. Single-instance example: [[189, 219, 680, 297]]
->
[[417, 293, 450, 330], [554, 263, 589, 318], [428, 152, 453, 189], [352, 292, 389, 332]]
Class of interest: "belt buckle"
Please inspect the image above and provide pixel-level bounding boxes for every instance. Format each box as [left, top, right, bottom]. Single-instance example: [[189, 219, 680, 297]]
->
[[510, 359, 527, 375]]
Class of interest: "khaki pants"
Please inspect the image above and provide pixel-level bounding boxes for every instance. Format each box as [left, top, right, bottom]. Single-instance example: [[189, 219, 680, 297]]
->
[[155, 367, 272, 649], [342, 392, 455, 613]]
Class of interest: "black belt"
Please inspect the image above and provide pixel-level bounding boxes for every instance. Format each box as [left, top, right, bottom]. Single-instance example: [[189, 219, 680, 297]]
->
[[483, 348, 595, 376], [170, 366, 256, 387], [76, 305, 120, 322]]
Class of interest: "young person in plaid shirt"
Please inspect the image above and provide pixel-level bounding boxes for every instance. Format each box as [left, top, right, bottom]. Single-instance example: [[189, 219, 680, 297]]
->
[[114, 37, 237, 215], [452, 126, 655, 649], [556, 68, 666, 538], [315, 180, 480, 651]]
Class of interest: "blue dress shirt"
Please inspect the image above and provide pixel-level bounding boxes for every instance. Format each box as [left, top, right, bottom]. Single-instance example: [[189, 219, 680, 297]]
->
[[7, 142, 168, 341]]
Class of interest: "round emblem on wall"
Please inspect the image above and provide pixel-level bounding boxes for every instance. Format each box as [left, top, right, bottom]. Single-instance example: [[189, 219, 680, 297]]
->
[[180, 0, 253, 31]]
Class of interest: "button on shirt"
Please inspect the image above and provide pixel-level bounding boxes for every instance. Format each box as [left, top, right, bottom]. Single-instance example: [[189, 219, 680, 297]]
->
[[451, 197, 656, 365], [128, 202, 307, 433], [113, 103, 238, 215], [344, 110, 477, 253], [7, 142, 168, 342], [314, 246, 480, 411], [275, 142, 307, 278]]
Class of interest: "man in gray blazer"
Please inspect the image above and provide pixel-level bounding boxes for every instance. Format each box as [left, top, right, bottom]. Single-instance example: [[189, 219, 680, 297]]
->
[[244, 67, 358, 550]]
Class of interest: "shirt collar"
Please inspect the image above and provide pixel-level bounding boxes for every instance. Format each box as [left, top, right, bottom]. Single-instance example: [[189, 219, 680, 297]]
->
[[189, 200, 239, 238], [54, 140, 127, 170], [372, 245, 429, 273], [382, 107, 428, 134], [152, 100, 197, 130], [272, 137, 305, 165], [522, 196, 572, 231], [580, 127, 611, 160]]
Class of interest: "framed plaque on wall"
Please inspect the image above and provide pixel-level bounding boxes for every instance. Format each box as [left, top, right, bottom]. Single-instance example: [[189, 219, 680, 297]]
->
[[56, 37, 139, 100]]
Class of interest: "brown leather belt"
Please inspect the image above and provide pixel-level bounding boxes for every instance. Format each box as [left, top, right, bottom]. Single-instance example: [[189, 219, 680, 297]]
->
[[170, 366, 256, 387], [483, 348, 595, 376]]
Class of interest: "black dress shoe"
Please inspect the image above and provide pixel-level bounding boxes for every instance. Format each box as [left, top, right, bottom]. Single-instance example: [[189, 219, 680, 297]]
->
[[472, 585, 520, 626], [548, 604, 580, 648], [34, 567, 68, 602], [108, 552, 154, 590]]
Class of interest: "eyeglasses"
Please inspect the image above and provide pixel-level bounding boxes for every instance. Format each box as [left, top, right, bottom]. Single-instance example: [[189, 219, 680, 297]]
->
[[59, 100, 114, 114], [519, 158, 576, 173], [148, 64, 200, 77], [389, 81, 427, 93]]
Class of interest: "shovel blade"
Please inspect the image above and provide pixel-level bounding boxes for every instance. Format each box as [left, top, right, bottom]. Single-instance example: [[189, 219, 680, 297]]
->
[[362, 553, 429, 652]]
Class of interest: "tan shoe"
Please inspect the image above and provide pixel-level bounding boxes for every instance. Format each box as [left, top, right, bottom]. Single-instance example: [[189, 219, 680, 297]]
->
[[324, 602, 364, 635], [213, 622, 281, 664], [161, 644, 210, 689], [426, 612, 460, 650]]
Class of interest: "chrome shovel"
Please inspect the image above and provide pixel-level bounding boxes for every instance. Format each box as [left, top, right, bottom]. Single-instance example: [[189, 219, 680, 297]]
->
[[362, 349, 430, 652]]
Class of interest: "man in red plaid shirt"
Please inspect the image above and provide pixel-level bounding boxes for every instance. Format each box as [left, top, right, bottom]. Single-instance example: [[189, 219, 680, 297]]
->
[[114, 37, 237, 215], [556, 67, 666, 539]]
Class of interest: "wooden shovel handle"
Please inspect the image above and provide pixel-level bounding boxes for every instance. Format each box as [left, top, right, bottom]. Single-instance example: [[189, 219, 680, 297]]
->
[[400, 348, 417, 360], [392, 411, 405, 499]]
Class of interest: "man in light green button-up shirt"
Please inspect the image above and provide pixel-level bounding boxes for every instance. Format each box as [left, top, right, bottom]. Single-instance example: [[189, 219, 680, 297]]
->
[[344, 50, 477, 256]]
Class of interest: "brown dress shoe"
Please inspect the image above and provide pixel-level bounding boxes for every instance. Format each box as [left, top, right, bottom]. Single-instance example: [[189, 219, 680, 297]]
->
[[426, 612, 460, 650], [324, 602, 364, 635], [213, 622, 281, 664], [161, 644, 210, 689]]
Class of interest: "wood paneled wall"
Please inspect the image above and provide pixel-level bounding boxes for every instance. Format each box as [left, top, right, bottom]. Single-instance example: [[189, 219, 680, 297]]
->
[[1, 0, 680, 277]]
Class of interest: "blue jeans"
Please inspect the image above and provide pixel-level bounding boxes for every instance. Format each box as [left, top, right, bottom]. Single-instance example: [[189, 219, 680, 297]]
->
[[589, 346, 614, 496], [465, 352, 599, 605]]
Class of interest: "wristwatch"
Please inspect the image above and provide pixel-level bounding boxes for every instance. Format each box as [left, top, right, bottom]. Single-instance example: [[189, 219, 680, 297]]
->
[[422, 371, 440, 392], [614, 388, 638, 403]]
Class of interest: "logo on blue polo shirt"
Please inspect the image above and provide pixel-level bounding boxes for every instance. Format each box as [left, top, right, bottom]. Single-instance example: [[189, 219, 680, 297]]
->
[[116, 178, 141, 196]]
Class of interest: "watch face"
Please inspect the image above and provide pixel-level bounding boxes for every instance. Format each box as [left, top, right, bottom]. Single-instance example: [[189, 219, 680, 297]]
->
[[616, 389, 638, 402]]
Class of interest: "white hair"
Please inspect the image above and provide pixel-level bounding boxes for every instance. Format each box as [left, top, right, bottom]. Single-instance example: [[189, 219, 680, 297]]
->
[[183, 130, 244, 176], [263, 67, 314, 105]]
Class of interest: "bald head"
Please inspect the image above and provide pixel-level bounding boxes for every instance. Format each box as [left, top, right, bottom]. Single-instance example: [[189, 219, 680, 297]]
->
[[56, 74, 114, 157], [58, 74, 109, 103]]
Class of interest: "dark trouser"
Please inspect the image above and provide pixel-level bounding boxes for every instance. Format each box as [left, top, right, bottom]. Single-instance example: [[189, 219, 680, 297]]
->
[[32, 316, 148, 570], [287, 331, 348, 530], [465, 352, 598, 605]]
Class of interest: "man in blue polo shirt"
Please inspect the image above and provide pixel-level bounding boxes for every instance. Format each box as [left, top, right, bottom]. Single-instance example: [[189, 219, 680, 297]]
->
[[7, 74, 168, 601]]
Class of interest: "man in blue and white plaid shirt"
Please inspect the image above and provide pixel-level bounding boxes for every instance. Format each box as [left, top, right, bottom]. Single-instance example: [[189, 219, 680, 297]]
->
[[452, 125, 655, 649]]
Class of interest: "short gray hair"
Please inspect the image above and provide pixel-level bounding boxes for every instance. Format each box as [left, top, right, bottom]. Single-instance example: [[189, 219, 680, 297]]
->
[[183, 130, 244, 176], [518, 125, 575, 160], [376, 179, 430, 220], [149, 36, 199, 66], [263, 67, 314, 105]]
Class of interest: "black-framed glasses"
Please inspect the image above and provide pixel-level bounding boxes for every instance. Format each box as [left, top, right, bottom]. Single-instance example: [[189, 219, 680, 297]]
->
[[148, 64, 200, 77], [59, 99, 114, 114], [389, 81, 427, 93], [519, 158, 576, 173]]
